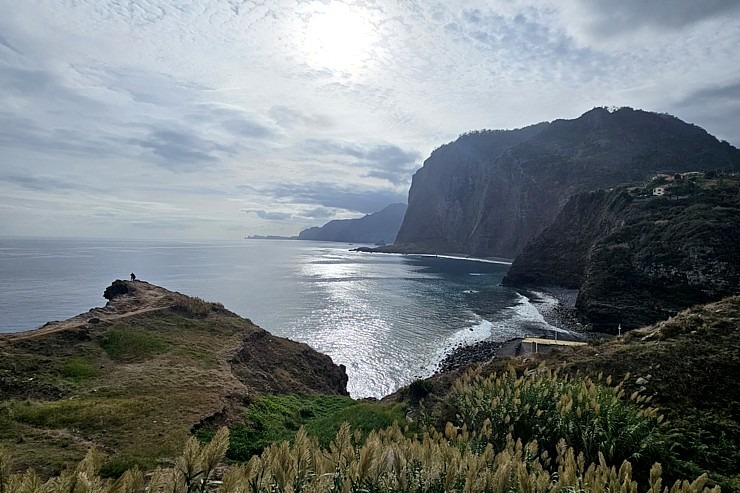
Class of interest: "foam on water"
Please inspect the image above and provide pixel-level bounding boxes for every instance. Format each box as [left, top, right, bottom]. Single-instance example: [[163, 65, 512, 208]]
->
[[424, 316, 494, 374], [508, 292, 569, 333]]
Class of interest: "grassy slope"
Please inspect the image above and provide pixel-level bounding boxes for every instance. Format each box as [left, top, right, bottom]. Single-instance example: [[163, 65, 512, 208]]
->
[[0, 281, 349, 477], [391, 296, 740, 490]]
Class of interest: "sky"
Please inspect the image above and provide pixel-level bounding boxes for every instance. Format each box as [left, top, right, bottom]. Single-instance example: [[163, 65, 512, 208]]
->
[[1, 0, 739, 239]]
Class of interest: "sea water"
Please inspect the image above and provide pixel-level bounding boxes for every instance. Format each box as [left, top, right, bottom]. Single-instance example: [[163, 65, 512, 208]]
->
[[0, 238, 564, 397]]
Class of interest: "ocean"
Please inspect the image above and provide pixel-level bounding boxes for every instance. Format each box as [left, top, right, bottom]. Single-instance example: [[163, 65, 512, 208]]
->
[[0, 237, 565, 397]]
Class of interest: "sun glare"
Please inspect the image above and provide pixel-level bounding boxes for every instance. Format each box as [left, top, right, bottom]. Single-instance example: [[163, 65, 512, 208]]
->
[[302, 2, 378, 75]]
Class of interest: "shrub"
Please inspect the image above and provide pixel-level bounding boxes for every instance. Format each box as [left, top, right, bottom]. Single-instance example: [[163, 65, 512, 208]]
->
[[60, 357, 96, 381], [407, 379, 434, 403]]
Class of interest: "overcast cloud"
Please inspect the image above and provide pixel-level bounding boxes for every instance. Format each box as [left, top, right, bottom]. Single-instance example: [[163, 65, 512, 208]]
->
[[0, 0, 738, 238]]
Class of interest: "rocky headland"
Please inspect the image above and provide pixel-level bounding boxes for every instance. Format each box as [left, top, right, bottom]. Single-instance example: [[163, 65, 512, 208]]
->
[[0, 280, 348, 474], [391, 107, 740, 258], [298, 203, 407, 244]]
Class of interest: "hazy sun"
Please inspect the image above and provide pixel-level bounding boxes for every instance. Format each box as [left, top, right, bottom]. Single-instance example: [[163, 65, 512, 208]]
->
[[302, 2, 378, 75]]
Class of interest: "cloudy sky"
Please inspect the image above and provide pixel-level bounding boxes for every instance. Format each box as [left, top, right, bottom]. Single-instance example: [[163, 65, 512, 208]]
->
[[1, 0, 739, 239]]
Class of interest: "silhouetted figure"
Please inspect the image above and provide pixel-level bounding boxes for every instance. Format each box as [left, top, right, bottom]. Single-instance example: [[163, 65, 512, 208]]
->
[[130, 272, 136, 281]]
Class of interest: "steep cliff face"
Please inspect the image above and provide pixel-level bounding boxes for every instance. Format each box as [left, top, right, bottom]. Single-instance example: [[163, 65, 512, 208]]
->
[[298, 203, 407, 244], [395, 107, 740, 258], [504, 181, 740, 331]]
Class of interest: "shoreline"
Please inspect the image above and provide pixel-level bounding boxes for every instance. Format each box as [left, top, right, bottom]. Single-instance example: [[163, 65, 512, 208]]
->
[[435, 287, 605, 374], [350, 246, 513, 265]]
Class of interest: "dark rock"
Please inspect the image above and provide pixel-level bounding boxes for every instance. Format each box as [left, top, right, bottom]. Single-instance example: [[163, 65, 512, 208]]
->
[[504, 184, 740, 332], [103, 280, 131, 300], [231, 328, 349, 396]]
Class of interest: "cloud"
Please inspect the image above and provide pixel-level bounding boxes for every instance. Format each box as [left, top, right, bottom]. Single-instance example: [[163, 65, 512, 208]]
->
[[0, 32, 21, 54], [241, 209, 293, 221], [570, 0, 740, 36], [0, 174, 92, 192], [301, 139, 421, 184], [679, 81, 740, 106], [257, 182, 407, 214], [674, 81, 740, 144], [130, 128, 236, 170], [99, 67, 212, 106], [269, 105, 333, 129], [294, 206, 337, 220], [452, 6, 608, 79], [0, 111, 117, 158], [221, 118, 276, 139]]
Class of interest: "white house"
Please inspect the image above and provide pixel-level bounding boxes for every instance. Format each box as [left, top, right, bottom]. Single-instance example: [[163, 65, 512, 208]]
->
[[653, 187, 666, 196]]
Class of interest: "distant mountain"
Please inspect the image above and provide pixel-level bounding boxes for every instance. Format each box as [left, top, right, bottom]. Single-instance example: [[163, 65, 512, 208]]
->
[[391, 107, 740, 258], [503, 178, 740, 332], [298, 203, 407, 244]]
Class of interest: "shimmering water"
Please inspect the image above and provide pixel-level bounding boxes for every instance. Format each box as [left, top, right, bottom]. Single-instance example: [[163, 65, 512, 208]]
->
[[0, 238, 563, 397]]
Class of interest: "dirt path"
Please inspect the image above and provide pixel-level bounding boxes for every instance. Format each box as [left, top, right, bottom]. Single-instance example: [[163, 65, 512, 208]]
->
[[2, 281, 174, 342]]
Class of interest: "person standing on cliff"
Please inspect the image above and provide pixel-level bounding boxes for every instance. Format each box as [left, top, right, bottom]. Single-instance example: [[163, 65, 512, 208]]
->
[[130, 273, 136, 281]]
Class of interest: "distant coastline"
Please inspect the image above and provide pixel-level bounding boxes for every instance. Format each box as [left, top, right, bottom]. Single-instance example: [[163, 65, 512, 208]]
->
[[351, 245, 513, 265]]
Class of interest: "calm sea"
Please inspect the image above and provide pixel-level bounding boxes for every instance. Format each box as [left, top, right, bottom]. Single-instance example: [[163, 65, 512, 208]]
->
[[0, 238, 564, 397]]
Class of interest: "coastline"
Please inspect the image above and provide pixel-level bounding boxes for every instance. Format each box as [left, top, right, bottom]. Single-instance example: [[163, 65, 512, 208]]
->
[[435, 287, 604, 374], [351, 246, 513, 265], [517, 287, 583, 332]]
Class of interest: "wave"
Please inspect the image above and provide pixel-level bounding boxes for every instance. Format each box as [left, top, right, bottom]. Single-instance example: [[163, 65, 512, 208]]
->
[[432, 254, 512, 266], [423, 317, 493, 375], [420, 293, 573, 379], [509, 292, 569, 333]]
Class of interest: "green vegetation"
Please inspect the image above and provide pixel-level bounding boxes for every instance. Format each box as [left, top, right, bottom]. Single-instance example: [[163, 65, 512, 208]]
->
[[98, 327, 170, 361], [60, 357, 96, 382], [449, 369, 666, 479], [459, 297, 740, 490], [9, 398, 158, 433], [214, 394, 407, 460]]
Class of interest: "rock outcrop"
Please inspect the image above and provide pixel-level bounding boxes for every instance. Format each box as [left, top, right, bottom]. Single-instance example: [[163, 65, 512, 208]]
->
[[503, 180, 740, 331], [298, 203, 407, 244], [393, 107, 740, 258]]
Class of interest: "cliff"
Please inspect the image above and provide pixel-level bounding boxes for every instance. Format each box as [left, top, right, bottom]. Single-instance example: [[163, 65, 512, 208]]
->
[[298, 203, 407, 244], [0, 280, 347, 474], [503, 178, 740, 331], [393, 107, 740, 258]]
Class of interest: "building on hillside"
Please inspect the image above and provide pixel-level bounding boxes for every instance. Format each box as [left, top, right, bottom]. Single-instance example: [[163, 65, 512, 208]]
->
[[654, 172, 676, 181], [681, 171, 703, 179], [653, 187, 667, 196]]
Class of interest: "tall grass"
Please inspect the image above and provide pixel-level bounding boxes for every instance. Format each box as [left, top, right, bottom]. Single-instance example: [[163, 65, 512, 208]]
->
[[449, 367, 668, 476], [171, 296, 224, 317], [0, 423, 718, 493]]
